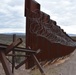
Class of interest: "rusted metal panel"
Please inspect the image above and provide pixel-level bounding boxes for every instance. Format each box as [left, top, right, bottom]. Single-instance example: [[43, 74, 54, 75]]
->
[[25, 0, 76, 69], [25, 0, 41, 68], [25, 0, 40, 49]]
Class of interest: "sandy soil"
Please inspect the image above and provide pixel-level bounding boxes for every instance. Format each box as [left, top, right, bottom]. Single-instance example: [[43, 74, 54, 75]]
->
[[0, 49, 76, 75]]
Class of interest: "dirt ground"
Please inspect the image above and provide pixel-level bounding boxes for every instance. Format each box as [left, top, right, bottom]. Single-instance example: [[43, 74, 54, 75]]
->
[[0, 49, 76, 75]]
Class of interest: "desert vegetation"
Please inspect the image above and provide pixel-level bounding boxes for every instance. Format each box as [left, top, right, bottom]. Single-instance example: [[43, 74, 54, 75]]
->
[[0, 34, 25, 47]]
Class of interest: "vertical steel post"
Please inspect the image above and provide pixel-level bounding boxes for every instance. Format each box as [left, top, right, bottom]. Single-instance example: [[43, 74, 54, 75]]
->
[[12, 34, 16, 73]]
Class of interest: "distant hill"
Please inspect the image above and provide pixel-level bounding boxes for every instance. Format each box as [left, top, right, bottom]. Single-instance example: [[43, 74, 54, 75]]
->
[[68, 34, 76, 36], [1, 32, 76, 36], [0, 33, 25, 47], [1, 33, 25, 36]]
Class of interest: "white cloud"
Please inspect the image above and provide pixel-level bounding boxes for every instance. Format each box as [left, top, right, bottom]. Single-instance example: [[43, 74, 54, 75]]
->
[[0, 0, 12, 3], [61, 25, 76, 34], [0, 0, 76, 34], [0, 28, 25, 33], [0, 0, 25, 33], [36, 0, 76, 34]]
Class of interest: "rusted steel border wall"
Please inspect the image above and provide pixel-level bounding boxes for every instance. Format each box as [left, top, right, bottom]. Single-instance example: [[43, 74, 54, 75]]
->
[[25, 0, 76, 69], [25, 0, 41, 68]]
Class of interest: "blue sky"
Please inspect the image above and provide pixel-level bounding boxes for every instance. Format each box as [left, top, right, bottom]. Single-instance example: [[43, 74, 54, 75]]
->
[[0, 0, 76, 34]]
